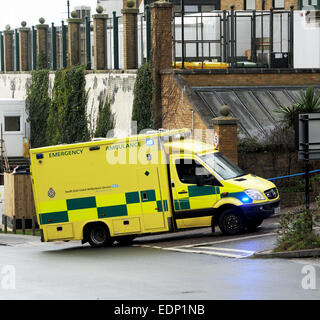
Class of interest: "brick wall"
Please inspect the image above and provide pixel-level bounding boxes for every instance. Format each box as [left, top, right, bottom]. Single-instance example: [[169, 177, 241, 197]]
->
[[3, 31, 13, 72], [19, 28, 29, 72], [67, 19, 81, 66], [93, 15, 108, 70], [36, 25, 48, 60], [161, 72, 214, 143], [181, 71, 320, 87], [213, 118, 238, 164], [151, 1, 174, 127], [239, 151, 320, 207], [122, 9, 139, 70]]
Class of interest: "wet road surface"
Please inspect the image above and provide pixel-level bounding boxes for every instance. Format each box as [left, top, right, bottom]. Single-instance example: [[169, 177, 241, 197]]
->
[[0, 217, 319, 300]]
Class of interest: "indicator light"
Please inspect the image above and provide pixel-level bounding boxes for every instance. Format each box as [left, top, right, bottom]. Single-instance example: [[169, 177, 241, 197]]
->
[[36, 154, 44, 160]]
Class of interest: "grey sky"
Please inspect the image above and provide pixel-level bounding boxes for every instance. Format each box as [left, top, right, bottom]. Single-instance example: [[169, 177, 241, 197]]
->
[[1, 0, 98, 29]]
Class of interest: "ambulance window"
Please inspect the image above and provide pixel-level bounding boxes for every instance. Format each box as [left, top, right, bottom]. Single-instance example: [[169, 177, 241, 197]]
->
[[175, 159, 211, 185], [4, 116, 20, 132]]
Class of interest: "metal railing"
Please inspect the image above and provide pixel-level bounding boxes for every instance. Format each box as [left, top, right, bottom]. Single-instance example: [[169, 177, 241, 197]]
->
[[173, 7, 294, 69], [268, 169, 320, 184], [0, 7, 152, 72]]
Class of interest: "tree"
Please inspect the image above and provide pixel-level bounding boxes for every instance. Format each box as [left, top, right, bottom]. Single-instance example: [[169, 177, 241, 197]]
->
[[46, 65, 90, 145], [26, 70, 50, 148], [47, 69, 63, 145], [132, 61, 155, 133], [58, 65, 90, 144], [94, 97, 115, 138], [277, 87, 320, 128]]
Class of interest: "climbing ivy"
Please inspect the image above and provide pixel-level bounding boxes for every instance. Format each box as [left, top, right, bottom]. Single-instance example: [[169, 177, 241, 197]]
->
[[132, 61, 155, 133], [26, 69, 50, 148], [37, 52, 49, 70], [94, 97, 115, 138], [47, 65, 90, 145], [46, 69, 63, 145]]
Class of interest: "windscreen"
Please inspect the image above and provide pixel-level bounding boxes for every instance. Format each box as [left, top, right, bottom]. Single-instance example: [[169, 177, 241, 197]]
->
[[200, 152, 245, 180]]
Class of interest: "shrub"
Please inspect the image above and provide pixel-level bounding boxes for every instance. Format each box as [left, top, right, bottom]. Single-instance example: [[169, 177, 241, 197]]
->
[[276, 86, 320, 128], [238, 126, 295, 154], [37, 52, 49, 70], [275, 209, 320, 252]]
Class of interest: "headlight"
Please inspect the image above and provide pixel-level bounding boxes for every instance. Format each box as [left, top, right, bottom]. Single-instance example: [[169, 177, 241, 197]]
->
[[244, 189, 265, 201]]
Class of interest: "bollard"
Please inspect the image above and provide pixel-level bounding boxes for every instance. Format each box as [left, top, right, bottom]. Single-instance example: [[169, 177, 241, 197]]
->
[[13, 216, 16, 234], [32, 215, 36, 236], [4, 215, 7, 233], [22, 216, 25, 235]]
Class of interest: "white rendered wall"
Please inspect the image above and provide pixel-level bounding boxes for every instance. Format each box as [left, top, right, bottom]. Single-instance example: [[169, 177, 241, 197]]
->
[[294, 10, 320, 69], [0, 72, 136, 140]]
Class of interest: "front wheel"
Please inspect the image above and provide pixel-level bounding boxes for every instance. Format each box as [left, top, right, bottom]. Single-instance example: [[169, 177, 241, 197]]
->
[[218, 209, 245, 235], [87, 224, 112, 248]]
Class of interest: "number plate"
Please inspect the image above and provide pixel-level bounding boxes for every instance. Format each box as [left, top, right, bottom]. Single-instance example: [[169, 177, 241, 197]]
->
[[274, 206, 281, 214]]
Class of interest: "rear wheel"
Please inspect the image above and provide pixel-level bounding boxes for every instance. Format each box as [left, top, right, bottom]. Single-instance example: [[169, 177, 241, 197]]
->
[[87, 224, 112, 248], [218, 208, 245, 235], [247, 219, 263, 232]]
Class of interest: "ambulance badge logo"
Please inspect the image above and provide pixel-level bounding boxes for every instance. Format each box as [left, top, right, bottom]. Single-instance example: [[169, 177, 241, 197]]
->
[[48, 188, 56, 199]]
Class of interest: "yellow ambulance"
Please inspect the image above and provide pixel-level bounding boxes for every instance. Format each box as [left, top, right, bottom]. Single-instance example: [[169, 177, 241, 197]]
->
[[29, 129, 280, 247]]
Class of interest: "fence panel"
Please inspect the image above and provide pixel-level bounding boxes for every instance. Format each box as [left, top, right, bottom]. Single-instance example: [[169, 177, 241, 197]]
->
[[118, 16, 124, 70], [106, 17, 114, 69], [173, 11, 224, 65], [137, 12, 146, 67], [173, 9, 292, 69]]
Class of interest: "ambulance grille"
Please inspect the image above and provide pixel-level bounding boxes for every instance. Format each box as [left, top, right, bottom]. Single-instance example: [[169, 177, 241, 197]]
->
[[264, 188, 278, 200]]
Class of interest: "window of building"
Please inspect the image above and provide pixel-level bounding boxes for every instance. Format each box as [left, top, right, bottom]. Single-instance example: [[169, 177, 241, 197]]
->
[[273, 0, 285, 8], [245, 0, 256, 9], [4, 116, 20, 132], [185, 5, 199, 12], [201, 5, 216, 12]]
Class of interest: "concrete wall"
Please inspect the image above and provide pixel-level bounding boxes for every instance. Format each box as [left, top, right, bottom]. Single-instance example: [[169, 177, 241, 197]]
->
[[0, 71, 136, 138], [86, 72, 136, 137]]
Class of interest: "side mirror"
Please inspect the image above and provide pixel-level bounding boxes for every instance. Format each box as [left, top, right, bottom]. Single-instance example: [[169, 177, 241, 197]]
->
[[196, 175, 205, 187]]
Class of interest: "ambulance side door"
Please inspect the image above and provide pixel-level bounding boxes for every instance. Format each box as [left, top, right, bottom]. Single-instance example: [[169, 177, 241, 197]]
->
[[169, 155, 220, 228], [137, 167, 166, 231]]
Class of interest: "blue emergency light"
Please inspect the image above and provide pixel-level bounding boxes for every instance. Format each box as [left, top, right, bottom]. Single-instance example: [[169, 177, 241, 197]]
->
[[36, 153, 44, 160], [241, 197, 251, 203]]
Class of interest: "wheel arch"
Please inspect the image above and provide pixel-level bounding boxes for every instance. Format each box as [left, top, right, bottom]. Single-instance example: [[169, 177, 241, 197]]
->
[[212, 204, 244, 226], [82, 220, 111, 244]]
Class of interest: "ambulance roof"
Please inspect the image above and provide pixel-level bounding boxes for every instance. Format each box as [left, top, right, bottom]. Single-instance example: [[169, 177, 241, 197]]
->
[[163, 139, 216, 155], [30, 128, 192, 153]]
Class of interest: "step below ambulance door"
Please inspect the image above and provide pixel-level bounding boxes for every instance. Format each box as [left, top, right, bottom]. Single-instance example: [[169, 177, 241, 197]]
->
[[137, 167, 166, 231], [169, 155, 220, 229]]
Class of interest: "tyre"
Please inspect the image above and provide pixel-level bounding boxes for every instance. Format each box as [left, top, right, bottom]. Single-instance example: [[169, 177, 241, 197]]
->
[[218, 208, 245, 235], [246, 219, 263, 232], [116, 235, 136, 246], [87, 224, 112, 248]]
